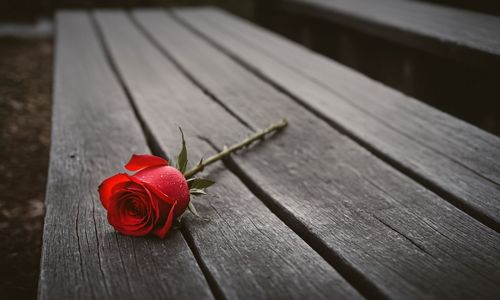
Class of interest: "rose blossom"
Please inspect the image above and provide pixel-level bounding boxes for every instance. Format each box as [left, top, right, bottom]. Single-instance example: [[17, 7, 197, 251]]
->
[[98, 120, 287, 238], [99, 154, 190, 238]]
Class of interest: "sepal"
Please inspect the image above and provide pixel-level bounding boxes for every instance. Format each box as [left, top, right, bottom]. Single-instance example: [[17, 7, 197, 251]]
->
[[187, 178, 215, 189], [190, 188, 207, 196], [176, 127, 188, 173], [188, 201, 201, 218]]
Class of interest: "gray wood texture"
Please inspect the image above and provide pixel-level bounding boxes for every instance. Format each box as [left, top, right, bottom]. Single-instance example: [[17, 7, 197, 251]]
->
[[173, 7, 500, 232], [93, 10, 361, 300], [39, 11, 213, 300], [42, 7, 500, 300], [282, 0, 500, 68], [131, 9, 500, 299]]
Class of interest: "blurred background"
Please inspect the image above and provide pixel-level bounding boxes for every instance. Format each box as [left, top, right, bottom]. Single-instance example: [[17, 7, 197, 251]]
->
[[1, 0, 499, 299]]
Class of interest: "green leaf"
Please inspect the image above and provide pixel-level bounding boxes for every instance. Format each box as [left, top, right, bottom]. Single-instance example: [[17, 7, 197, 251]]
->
[[187, 178, 216, 190], [188, 202, 201, 218], [189, 188, 207, 196], [176, 127, 188, 173]]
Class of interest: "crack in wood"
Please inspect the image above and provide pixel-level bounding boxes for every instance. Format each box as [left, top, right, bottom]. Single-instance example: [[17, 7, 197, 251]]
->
[[91, 198, 111, 299], [113, 233, 134, 296], [372, 214, 437, 260], [75, 197, 85, 285]]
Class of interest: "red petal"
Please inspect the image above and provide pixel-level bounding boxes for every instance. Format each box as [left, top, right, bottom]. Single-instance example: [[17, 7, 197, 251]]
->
[[153, 201, 177, 239], [125, 154, 168, 172], [141, 181, 176, 205], [106, 180, 156, 237], [98, 173, 130, 209]]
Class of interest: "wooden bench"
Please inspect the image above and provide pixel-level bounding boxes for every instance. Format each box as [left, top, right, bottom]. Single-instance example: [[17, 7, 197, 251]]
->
[[266, 0, 500, 68], [39, 7, 500, 299], [256, 0, 500, 134]]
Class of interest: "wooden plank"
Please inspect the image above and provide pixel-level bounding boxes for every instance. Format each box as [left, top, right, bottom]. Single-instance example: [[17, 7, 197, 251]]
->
[[39, 11, 213, 300], [281, 0, 500, 68], [93, 10, 362, 300], [132, 8, 500, 299], [173, 7, 500, 232]]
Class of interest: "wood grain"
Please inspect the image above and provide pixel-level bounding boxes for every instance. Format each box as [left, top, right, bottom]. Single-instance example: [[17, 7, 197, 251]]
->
[[282, 0, 500, 68], [134, 8, 500, 299], [39, 11, 213, 300], [173, 7, 500, 232], [93, 10, 362, 300]]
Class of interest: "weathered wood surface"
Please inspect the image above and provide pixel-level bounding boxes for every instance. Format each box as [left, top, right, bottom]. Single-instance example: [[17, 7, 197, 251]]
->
[[173, 7, 500, 232], [280, 0, 500, 68], [93, 10, 362, 300], [39, 11, 213, 300], [131, 9, 500, 299], [42, 7, 500, 300]]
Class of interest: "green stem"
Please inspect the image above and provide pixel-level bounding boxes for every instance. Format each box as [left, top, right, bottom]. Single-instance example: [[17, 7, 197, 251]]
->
[[183, 118, 288, 178]]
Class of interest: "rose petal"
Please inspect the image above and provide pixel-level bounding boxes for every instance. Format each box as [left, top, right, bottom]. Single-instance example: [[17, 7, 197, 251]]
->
[[153, 200, 178, 239], [108, 191, 155, 236], [125, 154, 168, 172], [98, 173, 130, 209], [141, 181, 176, 205], [126, 181, 160, 223]]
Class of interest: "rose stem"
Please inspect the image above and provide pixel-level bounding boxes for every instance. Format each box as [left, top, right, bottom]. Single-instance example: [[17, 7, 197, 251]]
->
[[183, 118, 288, 178]]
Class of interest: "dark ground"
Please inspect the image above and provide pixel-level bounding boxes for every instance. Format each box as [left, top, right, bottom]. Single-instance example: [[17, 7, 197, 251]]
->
[[0, 38, 52, 300]]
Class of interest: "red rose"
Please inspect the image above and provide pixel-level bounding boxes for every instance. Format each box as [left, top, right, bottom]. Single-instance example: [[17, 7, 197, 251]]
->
[[98, 120, 287, 238], [99, 154, 190, 238]]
